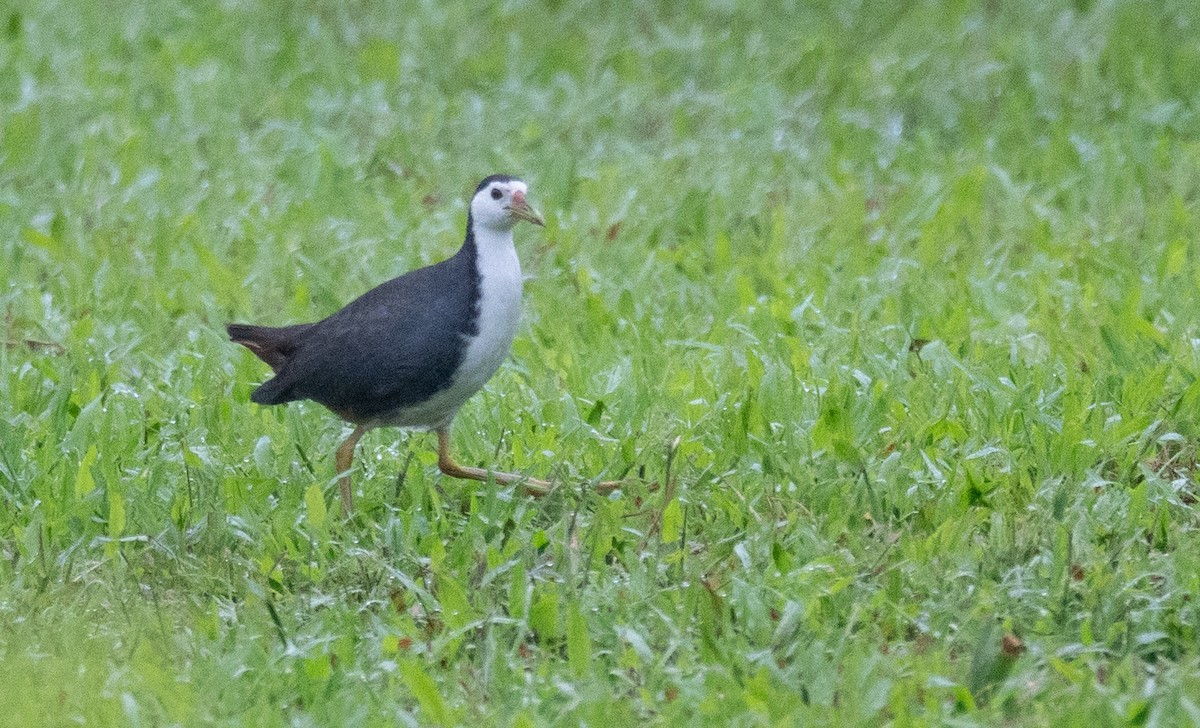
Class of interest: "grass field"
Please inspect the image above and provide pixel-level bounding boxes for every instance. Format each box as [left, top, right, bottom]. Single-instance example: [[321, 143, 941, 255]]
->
[[3, 0, 1200, 724]]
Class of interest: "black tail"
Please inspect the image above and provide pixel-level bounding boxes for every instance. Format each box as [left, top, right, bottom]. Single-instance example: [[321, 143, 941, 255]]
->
[[226, 322, 315, 374]]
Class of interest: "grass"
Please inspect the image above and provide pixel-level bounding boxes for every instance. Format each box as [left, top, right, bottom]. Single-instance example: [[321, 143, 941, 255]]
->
[[3, 0, 1200, 724]]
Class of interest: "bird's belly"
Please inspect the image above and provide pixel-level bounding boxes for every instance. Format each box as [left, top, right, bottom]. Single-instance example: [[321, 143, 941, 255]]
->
[[372, 380, 476, 430]]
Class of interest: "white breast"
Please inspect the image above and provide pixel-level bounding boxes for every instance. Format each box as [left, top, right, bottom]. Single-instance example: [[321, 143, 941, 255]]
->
[[456, 229, 524, 394], [384, 227, 523, 430]]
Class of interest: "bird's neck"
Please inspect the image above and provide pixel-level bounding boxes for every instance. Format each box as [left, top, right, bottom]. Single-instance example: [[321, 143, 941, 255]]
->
[[460, 215, 524, 352], [466, 225, 515, 255], [462, 216, 520, 279]]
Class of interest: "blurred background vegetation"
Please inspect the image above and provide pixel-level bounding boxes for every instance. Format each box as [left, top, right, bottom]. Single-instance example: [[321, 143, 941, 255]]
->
[[2, 0, 1200, 724]]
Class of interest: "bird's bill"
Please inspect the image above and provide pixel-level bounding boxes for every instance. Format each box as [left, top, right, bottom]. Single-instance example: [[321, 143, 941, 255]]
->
[[509, 191, 545, 227]]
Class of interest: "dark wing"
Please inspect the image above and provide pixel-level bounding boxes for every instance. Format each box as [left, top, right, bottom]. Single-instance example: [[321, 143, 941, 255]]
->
[[251, 245, 478, 421]]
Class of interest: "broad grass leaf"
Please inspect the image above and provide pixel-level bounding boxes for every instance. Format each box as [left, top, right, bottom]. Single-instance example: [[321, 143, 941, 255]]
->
[[660, 498, 683, 544], [436, 572, 475, 631], [399, 659, 452, 726], [191, 240, 245, 309], [508, 559, 527, 618], [529, 588, 559, 641], [304, 483, 326, 531], [75, 445, 98, 499], [566, 603, 591, 679], [106, 487, 125, 560], [22, 227, 61, 259], [357, 37, 400, 83], [304, 654, 332, 682], [3, 107, 39, 168]]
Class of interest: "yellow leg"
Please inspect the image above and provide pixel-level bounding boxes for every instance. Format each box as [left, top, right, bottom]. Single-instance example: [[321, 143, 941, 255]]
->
[[435, 429, 626, 496], [335, 424, 368, 516]]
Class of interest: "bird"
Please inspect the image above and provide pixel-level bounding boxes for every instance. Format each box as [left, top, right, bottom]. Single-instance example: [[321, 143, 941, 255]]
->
[[228, 174, 610, 514]]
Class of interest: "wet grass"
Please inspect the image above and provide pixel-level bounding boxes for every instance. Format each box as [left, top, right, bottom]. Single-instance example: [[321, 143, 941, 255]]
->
[[3, 0, 1200, 724]]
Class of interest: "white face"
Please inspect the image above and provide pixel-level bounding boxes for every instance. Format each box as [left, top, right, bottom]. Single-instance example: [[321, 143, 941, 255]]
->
[[470, 178, 543, 232]]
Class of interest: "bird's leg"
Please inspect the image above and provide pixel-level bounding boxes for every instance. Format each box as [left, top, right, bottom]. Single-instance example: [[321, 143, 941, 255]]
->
[[335, 424, 368, 516], [436, 428, 551, 497], [435, 429, 629, 497]]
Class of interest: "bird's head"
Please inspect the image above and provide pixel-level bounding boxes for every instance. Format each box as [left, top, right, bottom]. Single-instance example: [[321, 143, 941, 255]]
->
[[470, 175, 544, 232]]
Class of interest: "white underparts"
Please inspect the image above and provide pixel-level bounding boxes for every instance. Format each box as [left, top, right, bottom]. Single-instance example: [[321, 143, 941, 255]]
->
[[378, 224, 523, 430]]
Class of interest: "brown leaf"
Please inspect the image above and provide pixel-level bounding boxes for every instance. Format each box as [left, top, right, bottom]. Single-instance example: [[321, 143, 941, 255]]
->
[[1001, 633, 1025, 658]]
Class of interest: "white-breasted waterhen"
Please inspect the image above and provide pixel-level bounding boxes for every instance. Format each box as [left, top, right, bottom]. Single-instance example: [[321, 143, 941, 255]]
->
[[229, 175, 619, 514]]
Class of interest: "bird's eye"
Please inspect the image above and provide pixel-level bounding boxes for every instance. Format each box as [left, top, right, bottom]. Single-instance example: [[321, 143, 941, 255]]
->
[[490, 188, 503, 200]]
